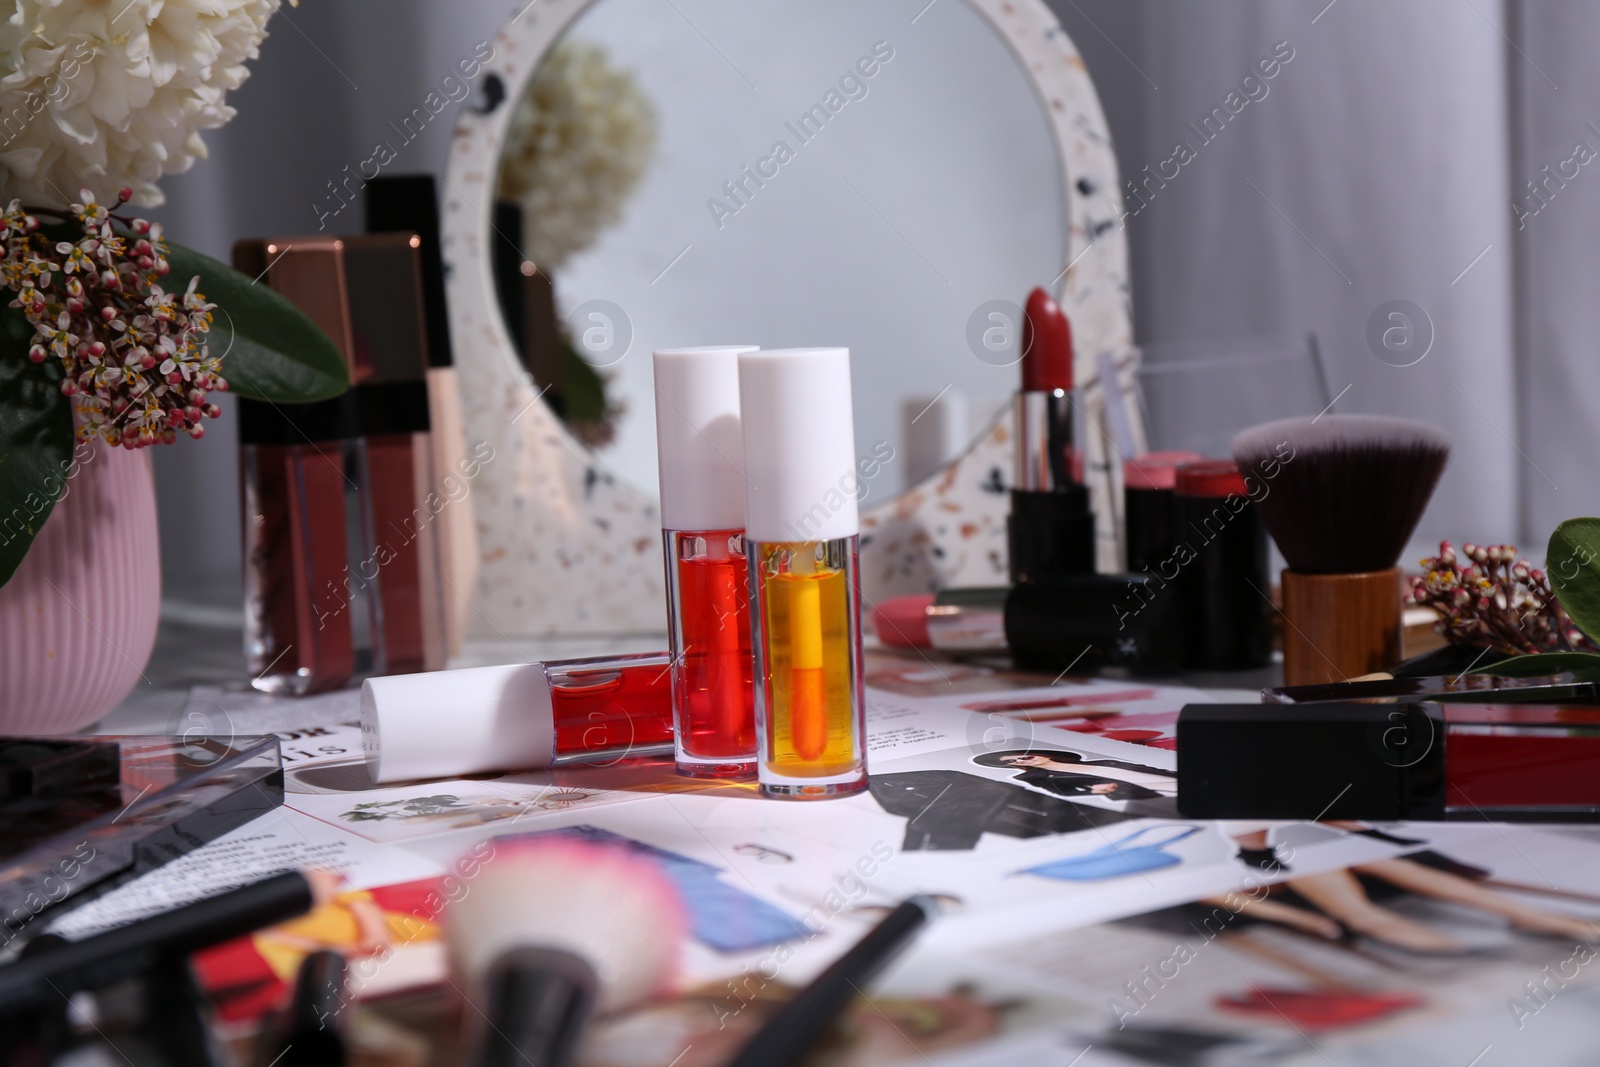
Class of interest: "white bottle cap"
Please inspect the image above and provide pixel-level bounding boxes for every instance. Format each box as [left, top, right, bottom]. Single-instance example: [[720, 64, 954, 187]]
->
[[361, 664, 555, 784], [653, 346, 757, 531], [738, 348, 860, 543]]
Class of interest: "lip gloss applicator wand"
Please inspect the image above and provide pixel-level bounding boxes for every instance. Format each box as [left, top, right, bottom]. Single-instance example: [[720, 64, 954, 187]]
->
[[738, 348, 869, 800]]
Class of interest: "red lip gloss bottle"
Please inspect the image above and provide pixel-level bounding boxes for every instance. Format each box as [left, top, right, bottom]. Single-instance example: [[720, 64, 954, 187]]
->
[[1178, 702, 1600, 820], [654, 346, 759, 780], [361, 654, 676, 783]]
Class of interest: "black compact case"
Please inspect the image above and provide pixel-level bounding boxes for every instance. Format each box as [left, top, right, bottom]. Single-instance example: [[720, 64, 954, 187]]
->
[[0, 735, 283, 950]]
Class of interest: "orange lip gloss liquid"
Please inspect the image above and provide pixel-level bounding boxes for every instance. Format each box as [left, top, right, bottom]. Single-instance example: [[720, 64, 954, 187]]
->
[[655, 347, 760, 779], [738, 348, 868, 799]]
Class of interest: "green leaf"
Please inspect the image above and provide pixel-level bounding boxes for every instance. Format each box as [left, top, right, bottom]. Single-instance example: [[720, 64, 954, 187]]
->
[[166, 242, 349, 403], [1472, 651, 1600, 680], [0, 303, 74, 588], [561, 339, 608, 423], [1548, 518, 1600, 644]]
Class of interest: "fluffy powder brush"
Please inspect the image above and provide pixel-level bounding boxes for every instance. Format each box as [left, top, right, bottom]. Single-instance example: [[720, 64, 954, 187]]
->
[[447, 838, 686, 1067], [1233, 415, 1451, 684]]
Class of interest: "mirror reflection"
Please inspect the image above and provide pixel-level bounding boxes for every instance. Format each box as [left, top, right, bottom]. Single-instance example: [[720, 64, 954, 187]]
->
[[490, 0, 1066, 495]]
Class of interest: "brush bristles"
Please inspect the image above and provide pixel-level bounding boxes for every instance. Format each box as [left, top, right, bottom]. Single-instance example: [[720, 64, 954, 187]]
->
[[1232, 415, 1450, 574], [447, 839, 685, 1015]]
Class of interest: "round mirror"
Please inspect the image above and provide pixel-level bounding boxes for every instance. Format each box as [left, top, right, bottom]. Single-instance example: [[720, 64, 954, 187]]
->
[[488, 0, 1066, 497], [444, 0, 1129, 635]]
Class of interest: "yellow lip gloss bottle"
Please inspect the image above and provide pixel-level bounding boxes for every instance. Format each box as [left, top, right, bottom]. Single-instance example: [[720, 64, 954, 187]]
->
[[738, 348, 868, 799]]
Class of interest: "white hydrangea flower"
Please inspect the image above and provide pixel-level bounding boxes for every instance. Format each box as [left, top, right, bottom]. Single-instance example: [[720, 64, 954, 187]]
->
[[0, 0, 285, 207], [498, 40, 656, 272]]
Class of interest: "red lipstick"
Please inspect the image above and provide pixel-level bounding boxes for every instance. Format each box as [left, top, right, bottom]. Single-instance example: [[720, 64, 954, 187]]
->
[[1021, 288, 1074, 393], [1009, 286, 1094, 583]]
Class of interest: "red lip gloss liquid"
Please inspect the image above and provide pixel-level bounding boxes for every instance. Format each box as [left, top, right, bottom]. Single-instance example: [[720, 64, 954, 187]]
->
[[655, 346, 759, 779], [670, 531, 755, 766]]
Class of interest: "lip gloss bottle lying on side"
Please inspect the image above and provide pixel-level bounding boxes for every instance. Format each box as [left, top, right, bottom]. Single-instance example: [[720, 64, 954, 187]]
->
[[360, 653, 675, 784], [1178, 702, 1600, 820], [654, 346, 760, 780], [738, 348, 868, 800]]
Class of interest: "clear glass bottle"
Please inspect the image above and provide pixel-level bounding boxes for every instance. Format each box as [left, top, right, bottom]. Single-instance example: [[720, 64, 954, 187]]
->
[[654, 346, 759, 779], [238, 403, 357, 696], [748, 537, 865, 796], [738, 347, 868, 799], [665, 530, 756, 777]]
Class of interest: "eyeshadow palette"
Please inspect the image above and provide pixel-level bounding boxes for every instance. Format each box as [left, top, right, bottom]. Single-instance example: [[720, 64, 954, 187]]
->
[[0, 735, 283, 953]]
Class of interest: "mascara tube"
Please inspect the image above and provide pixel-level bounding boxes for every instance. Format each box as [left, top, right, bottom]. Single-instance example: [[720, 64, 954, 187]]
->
[[738, 348, 868, 800], [654, 346, 759, 779]]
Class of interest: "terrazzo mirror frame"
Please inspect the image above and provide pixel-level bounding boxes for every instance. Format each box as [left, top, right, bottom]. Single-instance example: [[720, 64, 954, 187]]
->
[[442, 0, 1132, 636]]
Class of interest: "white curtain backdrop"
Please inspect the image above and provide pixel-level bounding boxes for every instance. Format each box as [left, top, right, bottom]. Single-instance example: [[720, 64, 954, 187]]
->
[[150, 0, 1595, 595], [1509, 0, 1600, 550], [1057, 0, 1512, 555]]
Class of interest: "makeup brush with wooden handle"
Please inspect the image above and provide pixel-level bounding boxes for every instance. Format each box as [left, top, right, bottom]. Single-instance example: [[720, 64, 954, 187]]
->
[[1233, 415, 1450, 685], [447, 839, 686, 1067]]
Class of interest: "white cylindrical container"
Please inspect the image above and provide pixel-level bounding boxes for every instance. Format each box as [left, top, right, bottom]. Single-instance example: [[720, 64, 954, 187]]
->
[[902, 388, 970, 488], [737, 348, 867, 799], [653, 346, 759, 780]]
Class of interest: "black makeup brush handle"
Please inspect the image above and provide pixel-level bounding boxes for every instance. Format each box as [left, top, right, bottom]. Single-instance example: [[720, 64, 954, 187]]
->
[[0, 871, 313, 1012], [475, 946, 598, 1067], [726, 896, 934, 1067], [275, 950, 349, 1067]]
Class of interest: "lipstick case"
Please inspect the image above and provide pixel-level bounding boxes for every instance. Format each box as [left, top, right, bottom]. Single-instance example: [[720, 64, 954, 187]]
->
[[895, 580, 1185, 675], [1177, 702, 1600, 821], [1173, 460, 1271, 670], [1123, 451, 1203, 574], [654, 346, 759, 779], [739, 348, 868, 799], [361, 653, 676, 783], [1009, 289, 1094, 583]]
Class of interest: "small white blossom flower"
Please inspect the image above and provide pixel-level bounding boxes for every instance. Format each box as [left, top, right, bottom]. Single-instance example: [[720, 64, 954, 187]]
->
[[497, 41, 657, 271]]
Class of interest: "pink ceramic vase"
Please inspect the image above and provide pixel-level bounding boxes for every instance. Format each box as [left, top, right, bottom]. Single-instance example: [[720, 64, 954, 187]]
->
[[0, 442, 161, 734]]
